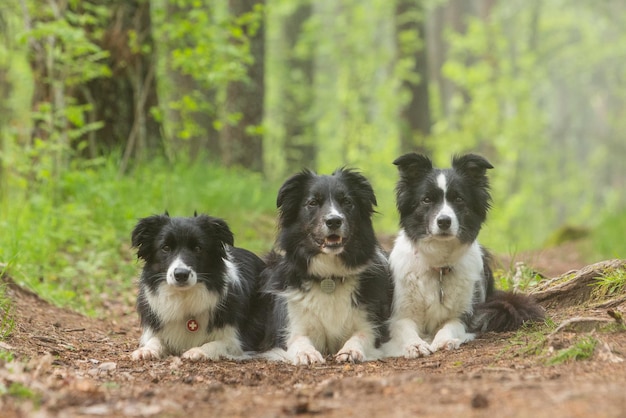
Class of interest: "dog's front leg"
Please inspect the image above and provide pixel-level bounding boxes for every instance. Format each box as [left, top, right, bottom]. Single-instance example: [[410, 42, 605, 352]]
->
[[335, 332, 377, 363], [287, 335, 325, 365], [182, 326, 244, 361], [131, 331, 164, 360], [430, 319, 474, 353], [385, 318, 432, 358]]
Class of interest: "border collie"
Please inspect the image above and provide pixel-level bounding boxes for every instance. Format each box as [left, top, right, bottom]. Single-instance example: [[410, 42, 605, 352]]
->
[[130, 213, 265, 361], [260, 168, 392, 365], [384, 154, 544, 358]]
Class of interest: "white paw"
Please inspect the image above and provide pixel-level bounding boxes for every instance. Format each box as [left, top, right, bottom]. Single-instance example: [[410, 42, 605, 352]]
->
[[335, 348, 365, 363], [292, 348, 325, 365], [404, 341, 433, 358], [131, 347, 161, 361], [182, 347, 210, 362], [430, 338, 461, 352]]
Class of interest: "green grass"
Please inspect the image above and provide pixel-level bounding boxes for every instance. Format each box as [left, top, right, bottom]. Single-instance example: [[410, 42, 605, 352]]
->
[[0, 349, 14, 362], [0, 381, 41, 405], [592, 268, 626, 299], [494, 261, 545, 292], [0, 156, 278, 316], [547, 336, 598, 365], [0, 281, 14, 340], [1, 149, 625, 318], [503, 319, 615, 366], [503, 318, 557, 358]]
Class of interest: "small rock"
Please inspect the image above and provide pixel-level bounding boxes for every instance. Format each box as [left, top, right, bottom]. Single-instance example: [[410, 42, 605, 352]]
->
[[98, 362, 117, 372], [471, 393, 489, 409]]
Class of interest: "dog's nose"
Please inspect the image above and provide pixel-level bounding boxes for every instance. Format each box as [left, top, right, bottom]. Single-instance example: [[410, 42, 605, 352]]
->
[[173, 267, 191, 282], [325, 216, 343, 230], [437, 215, 452, 230]]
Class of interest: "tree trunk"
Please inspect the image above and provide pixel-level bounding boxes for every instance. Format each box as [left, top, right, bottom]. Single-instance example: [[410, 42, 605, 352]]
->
[[220, 0, 265, 172], [282, 1, 315, 172], [74, 0, 163, 172], [395, 0, 431, 154]]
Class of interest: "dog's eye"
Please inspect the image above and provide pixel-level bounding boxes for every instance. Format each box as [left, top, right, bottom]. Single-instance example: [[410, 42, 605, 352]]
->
[[306, 199, 319, 207], [422, 197, 432, 204], [194, 246, 202, 253], [161, 245, 171, 253], [341, 197, 353, 207], [455, 196, 464, 203]]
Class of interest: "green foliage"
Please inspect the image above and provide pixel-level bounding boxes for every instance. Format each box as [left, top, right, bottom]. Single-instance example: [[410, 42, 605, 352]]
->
[[547, 336, 598, 365], [0, 155, 277, 316], [494, 262, 544, 292], [1, 381, 40, 403], [592, 268, 626, 299], [503, 318, 556, 358], [153, 0, 264, 147], [429, 1, 626, 252], [0, 350, 14, 363], [587, 211, 626, 261], [7, 0, 110, 185], [0, 282, 15, 340]]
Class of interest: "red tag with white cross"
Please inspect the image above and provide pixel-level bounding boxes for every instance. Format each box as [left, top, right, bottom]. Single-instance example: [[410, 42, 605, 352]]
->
[[186, 319, 199, 332]]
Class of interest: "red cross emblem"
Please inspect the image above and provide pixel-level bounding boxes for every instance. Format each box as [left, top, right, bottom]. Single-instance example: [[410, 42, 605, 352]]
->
[[186, 319, 199, 332]]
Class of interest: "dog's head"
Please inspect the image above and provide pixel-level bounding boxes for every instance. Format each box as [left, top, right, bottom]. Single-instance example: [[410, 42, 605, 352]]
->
[[275, 168, 377, 261], [393, 153, 493, 244], [131, 212, 234, 290]]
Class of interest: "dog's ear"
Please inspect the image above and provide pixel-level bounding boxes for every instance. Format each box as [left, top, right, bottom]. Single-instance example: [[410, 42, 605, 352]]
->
[[276, 170, 314, 225], [196, 215, 235, 247], [393, 153, 433, 181], [336, 168, 377, 213], [131, 214, 170, 260], [452, 154, 494, 180]]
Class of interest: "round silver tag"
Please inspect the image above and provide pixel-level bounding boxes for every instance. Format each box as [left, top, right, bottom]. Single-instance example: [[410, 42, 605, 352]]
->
[[320, 278, 336, 294]]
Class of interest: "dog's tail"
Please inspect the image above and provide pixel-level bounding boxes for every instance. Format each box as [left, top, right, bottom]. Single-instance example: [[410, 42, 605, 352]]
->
[[469, 290, 545, 333]]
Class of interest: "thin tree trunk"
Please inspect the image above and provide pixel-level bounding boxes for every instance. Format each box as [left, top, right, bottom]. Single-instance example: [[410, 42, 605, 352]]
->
[[396, 0, 431, 154], [220, 0, 265, 172], [282, 1, 315, 172]]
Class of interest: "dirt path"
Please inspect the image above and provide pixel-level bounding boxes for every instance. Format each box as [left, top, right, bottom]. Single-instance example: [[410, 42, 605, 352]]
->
[[1, 257, 625, 417]]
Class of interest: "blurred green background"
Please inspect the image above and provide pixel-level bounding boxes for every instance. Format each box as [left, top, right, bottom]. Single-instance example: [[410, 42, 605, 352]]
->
[[0, 0, 624, 315]]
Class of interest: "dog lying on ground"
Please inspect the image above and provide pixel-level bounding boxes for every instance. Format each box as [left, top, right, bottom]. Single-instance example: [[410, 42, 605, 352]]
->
[[260, 168, 393, 365], [384, 154, 544, 358], [130, 212, 265, 361]]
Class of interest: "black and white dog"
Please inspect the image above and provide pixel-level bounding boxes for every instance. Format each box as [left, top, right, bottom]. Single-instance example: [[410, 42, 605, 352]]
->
[[130, 213, 265, 361], [384, 154, 544, 358], [260, 169, 392, 365]]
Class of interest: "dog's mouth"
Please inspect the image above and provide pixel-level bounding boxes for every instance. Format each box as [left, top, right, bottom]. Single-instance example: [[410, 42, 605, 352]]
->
[[322, 234, 344, 249], [324, 234, 343, 247]]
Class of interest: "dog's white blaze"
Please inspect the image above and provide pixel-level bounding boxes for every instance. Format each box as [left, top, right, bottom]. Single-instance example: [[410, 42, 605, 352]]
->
[[384, 230, 482, 357], [166, 257, 198, 286], [436, 173, 447, 193], [432, 173, 459, 236], [283, 276, 379, 360], [327, 201, 343, 220]]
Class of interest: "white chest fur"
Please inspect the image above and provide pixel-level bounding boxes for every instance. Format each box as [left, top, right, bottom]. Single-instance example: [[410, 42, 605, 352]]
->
[[143, 282, 223, 355], [389, 230, 484, 340], [284, 277, 369, 355]]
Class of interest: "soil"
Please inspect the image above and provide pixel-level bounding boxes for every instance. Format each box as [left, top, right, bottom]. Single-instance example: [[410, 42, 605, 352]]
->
[[1, 246, 625, 418]]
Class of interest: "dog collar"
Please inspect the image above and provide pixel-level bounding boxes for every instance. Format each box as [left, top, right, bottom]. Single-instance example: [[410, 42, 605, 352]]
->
[[434, 267, 453, 303], [320, 277, 345, 294]]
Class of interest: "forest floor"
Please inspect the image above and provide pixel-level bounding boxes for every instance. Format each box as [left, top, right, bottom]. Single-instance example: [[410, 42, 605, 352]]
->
[[1, 244, 625, 418]]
